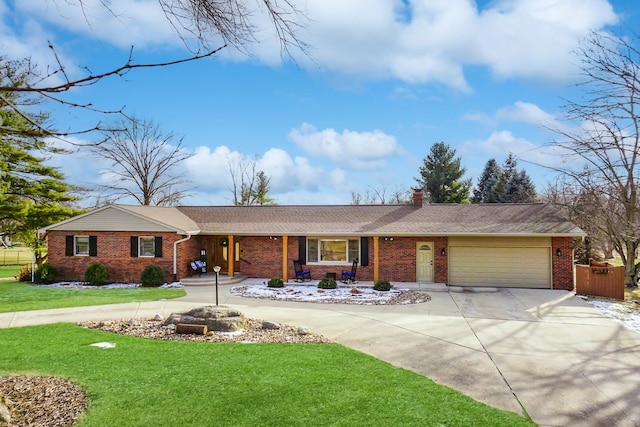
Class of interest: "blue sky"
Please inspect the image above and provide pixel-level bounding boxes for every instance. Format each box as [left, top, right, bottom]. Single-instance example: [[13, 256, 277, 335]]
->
[[2, 0, 638, 205]]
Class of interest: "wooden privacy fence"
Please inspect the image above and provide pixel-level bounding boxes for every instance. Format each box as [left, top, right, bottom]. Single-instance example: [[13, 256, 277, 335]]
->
[[575, 263, 624, 300]]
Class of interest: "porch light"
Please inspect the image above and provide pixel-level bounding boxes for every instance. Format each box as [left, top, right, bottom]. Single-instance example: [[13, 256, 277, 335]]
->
[[441, 248, 446, 256], [383, 237, 394, 241], [556, 248, 562, 257]]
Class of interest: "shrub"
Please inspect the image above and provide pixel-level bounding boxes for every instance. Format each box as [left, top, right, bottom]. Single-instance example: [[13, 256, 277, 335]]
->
[[16, 265, 32, 282], [267, 278, 284, 288], [84, 262, 109, 286], [140, 264, 166, 287], [34, 262, 58, 284], [374, 280, 392, 291], [318, 277, 337, 289]]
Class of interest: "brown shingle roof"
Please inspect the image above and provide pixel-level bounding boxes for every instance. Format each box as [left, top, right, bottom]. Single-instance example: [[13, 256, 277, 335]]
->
[[176, 203, 583, 236]]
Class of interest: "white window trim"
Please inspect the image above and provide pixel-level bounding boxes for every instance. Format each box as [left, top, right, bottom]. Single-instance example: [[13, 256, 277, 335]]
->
[[138, 236, 156, 258], [307, 237, 359, 265], [74, 235, 90, 256]]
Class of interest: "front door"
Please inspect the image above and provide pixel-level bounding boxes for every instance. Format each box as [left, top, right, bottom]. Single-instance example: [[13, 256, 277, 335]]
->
[[208, 237, 229, 272], [416, 242, 434, 282]]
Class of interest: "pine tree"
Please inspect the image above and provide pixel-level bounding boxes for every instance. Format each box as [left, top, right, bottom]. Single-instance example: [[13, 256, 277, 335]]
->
[[472, 153, 537, 203], [471, 159, 501, 203], [1, 57, 80, 260], [503, 170, 537, 203], [416, 142, 471, 203]]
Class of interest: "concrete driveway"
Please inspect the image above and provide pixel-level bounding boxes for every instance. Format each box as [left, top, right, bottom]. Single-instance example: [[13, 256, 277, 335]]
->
[[2, 284, 640, 426]]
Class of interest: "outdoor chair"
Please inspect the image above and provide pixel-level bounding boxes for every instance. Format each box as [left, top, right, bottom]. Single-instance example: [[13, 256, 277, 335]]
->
[[341, 258, 358, 283], [293, 260, 311, 282], [190, 259, 206, 276]]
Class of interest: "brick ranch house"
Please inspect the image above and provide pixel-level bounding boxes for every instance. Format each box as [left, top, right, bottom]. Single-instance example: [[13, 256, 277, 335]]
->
[[39, 191, 584, 289]]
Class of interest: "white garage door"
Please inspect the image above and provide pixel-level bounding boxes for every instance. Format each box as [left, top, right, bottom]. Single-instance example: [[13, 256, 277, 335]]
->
[[448, 238, 551, 288]]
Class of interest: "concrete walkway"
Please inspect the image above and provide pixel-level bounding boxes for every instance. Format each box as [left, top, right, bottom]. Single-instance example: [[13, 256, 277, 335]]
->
[[2, 283, 640, 426]]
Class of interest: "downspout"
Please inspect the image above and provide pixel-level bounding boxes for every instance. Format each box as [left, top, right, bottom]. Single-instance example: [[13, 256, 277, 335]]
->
[[173, 234, 192, 282]]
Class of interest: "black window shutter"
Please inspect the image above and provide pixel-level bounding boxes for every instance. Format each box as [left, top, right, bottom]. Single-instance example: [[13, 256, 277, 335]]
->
[[89, 236, 98, 257], [154, 236, 163, 258], [298, 236, 306, 264], [65, 236, 74, 256], [360, 237, 369, 266], [130, 236, 139, 257]]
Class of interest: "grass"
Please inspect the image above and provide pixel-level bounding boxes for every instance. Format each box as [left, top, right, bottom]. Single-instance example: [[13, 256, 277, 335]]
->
[[0, 265, 21, 279], [0, 323, 534, 427], [0, 280, 185, 313]]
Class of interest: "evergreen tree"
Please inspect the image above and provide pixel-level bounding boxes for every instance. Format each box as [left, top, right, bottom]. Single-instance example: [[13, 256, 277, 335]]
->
[[253, 171, 274, 205], [0, 57, 80, 261], [416, 142, 471, 203], [503, 170, 537, 203], [471, 159, 501, 203], [472, 153, 537, 203]]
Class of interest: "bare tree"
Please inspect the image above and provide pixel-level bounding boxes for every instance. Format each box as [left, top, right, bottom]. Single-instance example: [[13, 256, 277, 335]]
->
[[546, 31, 640, 287], [0, 0, 307, 139], [94, 117, 193, 206], [544, 178, 617, 262], [350, 182, 411, 205]]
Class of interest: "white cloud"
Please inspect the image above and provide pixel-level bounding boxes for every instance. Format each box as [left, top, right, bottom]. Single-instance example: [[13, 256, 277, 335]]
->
[[3, 0, 620, 90], [183, 145, 338, 196], [496, 101, 557, 127], [288, 123, 402, 169], [296, 0, 618, 90], [17, 0, 177, 49]]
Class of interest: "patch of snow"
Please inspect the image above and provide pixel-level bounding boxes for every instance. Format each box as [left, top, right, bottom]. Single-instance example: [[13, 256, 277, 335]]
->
[[39, 282, 183, 289], [231, 284, 406, 304], [89, 342, 116, 348], [580, 296, 640, 334]]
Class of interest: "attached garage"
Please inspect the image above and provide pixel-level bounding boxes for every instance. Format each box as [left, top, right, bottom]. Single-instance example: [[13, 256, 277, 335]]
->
[[448, 237, 552, 288]]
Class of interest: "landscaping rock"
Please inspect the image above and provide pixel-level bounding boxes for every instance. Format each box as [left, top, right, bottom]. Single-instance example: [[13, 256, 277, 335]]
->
[[262, 321, 281, 330], [297, 325, 311, 335], [154, 314, 163, 321], [164, 306, 246, 332], [0, 396, 11, 424]]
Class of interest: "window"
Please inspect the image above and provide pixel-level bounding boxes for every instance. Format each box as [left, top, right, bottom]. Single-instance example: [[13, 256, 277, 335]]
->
[[75, 236, 89, 256], [130, 236, 163, 258], [307, 238, 359, 264], [66, 235, 97, 256], [139, 236, 156, 257]]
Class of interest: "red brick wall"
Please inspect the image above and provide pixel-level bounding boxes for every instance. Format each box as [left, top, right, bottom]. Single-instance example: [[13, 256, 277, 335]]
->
[[47, 230, 184, 283], [552, 236, 575, 290], [379, 237, 448, 282], [239, 236, 283, 279]]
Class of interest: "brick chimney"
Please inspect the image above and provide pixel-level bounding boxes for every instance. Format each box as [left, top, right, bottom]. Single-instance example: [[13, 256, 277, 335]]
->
[[412, 189, 423, 207]]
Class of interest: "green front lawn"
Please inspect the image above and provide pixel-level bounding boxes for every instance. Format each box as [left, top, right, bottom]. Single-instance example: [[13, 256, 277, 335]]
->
[[0, 265, 21, 279], [0, 280, 185, 313], [0, 323, 534, 426]]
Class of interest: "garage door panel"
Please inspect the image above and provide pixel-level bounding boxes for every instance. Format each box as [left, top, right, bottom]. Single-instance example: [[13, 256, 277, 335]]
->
[[449, 246, 550, 288]]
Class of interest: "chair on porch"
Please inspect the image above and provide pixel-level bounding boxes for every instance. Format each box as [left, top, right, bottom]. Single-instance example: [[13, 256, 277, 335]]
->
[[341, 258, 358, 284], [293, 260, 311, 282]]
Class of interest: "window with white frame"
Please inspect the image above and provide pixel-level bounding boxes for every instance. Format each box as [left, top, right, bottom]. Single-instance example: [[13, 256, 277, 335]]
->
[[139, 236, 156, 257], [307, 238, 359, 264], [75, 236, 89, 256]]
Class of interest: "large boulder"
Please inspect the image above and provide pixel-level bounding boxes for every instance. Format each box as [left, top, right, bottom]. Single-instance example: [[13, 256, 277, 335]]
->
[[164, 306, 246, 332]]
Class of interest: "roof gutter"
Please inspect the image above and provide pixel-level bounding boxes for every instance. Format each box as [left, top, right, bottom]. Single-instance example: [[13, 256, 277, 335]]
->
[[173, 234, 192, 282]]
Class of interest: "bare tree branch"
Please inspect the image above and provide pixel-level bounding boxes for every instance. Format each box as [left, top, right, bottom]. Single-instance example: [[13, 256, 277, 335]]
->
[[93, 117, 193, 205], [545, 31, 640, 287]]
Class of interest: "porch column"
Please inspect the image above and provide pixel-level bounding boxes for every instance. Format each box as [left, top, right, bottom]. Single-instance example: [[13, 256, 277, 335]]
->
[[282, 235, 288, 281], [227, 234, 234, 277], [373, 236, 380, 283]]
